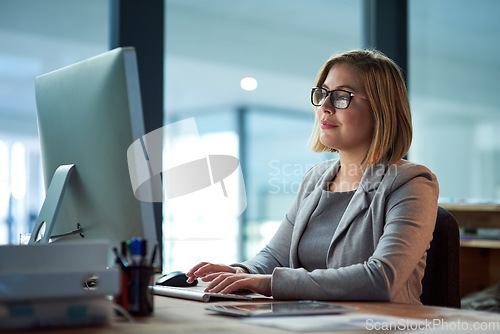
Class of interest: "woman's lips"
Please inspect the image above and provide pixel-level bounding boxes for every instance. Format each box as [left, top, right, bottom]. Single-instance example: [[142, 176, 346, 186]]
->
[[320, 119, 338, 129]]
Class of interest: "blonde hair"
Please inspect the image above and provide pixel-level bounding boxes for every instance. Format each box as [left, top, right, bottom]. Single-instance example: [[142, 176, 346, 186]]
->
[[310, 49, 412, 168]]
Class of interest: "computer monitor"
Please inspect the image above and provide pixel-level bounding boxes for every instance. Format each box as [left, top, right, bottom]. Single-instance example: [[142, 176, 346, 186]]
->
[[30, 47, 157, 265]]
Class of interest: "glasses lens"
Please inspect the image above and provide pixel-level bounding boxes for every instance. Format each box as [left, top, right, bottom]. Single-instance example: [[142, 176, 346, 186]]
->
[[332, 90, 351, 109], [311, 88, 327, 106]]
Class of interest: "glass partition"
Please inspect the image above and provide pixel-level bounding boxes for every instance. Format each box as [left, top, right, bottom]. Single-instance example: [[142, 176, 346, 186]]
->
[[0, 0, 108, 245], [164, 0, 363, 267], [409, 0, 500, 202], [242, 108, 330, 258]]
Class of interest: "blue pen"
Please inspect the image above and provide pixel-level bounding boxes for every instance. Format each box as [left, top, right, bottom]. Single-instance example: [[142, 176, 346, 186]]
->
[[129, 238, 143, 313], [130, 237, 143, 266]]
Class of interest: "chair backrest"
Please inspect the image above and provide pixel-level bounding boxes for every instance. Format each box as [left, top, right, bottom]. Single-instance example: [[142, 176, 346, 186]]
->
[[421, 206, 461, 308]]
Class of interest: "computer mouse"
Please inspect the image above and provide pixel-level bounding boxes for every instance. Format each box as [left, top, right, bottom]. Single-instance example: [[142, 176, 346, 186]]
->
[[155, 271, 198, 287]]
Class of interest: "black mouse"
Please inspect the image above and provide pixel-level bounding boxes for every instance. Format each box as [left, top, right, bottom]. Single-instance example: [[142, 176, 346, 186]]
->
[[155, 271, 198, 287]]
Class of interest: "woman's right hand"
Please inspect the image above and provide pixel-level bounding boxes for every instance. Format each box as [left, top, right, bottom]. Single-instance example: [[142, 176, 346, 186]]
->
[[186, 262, 247, 284]]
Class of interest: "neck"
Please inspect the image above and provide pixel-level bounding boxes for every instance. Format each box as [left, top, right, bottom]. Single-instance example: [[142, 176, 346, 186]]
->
[[338, 150, 366, 174], [329, 151, 366, 192]]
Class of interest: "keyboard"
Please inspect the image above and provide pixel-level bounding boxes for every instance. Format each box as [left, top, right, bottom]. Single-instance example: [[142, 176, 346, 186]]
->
[[152, 285, 253, 302]]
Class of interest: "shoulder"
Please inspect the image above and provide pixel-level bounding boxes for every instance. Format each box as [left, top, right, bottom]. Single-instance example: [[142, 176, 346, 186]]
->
[[388, 160, 437, 184], [361, 159, 438, 193], [379, 160, 439, 195]]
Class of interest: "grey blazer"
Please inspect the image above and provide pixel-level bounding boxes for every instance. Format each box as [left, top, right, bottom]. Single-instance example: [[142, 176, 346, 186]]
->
[[238, 159, 439, 304]]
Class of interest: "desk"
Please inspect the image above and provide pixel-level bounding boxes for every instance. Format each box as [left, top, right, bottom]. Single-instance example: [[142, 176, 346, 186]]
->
[[440, 203, 500, 297], [21, 296, 500, 333]]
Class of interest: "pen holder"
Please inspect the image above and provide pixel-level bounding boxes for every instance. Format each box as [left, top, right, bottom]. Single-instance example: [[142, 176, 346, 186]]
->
[[121, 265, 154, 316]]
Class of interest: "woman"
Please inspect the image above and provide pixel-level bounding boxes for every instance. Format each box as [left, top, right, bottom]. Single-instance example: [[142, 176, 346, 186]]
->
[[186, 50, 439, 304]]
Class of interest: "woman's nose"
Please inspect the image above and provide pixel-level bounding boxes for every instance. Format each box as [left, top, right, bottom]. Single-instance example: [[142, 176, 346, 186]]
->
[[319, 97, 335, 115]]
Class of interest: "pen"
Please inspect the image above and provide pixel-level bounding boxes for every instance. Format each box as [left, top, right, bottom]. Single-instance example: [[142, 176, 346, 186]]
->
[[113, 246, 129, 269], [126, 240, 132, 261], [121, 241, 128, 262], [141, 239, 147, 265], [150, 244, 157, 266], [130, 237, 143, 266]]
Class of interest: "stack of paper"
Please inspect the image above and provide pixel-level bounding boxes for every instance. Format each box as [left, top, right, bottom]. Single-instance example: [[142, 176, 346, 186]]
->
[[0, 241, 119, 330]]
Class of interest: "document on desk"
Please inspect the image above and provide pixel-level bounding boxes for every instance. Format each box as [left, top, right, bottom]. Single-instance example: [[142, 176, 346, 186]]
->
[[241, 313, 427, 332], [152, 285, 253, 302], [206, 301, 356, 317]]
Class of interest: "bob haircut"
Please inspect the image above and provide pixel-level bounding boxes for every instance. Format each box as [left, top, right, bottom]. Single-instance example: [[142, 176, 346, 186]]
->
[[310, 49, 412, 168]]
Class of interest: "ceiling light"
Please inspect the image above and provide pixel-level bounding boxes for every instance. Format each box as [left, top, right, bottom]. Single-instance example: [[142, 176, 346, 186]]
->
[[240, 77, 258, 91]]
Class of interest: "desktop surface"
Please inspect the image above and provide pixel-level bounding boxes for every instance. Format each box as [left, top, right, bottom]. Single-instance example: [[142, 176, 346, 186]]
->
[[18, 295, 500, 334]]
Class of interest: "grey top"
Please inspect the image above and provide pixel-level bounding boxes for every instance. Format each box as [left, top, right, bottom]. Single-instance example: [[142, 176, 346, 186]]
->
[[298, 190, 355, 271], [237, 159, 439, 304]]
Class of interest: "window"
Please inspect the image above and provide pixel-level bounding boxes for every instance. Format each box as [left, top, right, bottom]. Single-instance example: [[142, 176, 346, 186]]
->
[[164, 0, 363, 268], [163, 110, 241, 271], [242, 108, 330, 258], [0, 139, 42, 244], [409, 0, 500, 202], [0, 0, 108, 245]]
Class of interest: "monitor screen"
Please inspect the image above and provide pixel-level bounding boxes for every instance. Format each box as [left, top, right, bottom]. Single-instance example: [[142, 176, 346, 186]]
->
[[32, 47, 157, 265]]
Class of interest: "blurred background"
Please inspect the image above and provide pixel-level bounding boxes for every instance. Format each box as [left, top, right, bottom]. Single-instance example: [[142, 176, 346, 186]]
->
[[1, 0, 499, 272]]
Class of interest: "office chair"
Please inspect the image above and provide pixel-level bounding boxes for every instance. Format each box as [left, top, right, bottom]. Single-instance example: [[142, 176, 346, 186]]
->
[[421, 206, 461, 308]]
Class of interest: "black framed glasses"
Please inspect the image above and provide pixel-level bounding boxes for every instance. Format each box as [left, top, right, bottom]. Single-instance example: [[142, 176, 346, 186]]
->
[[310, 87, 355, 109]]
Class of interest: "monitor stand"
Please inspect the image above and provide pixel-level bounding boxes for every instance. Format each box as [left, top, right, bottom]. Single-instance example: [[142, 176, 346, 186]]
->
[[29, 164, 83, 244]]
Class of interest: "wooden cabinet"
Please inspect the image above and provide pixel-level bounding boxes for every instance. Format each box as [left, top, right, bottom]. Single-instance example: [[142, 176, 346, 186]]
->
[[440, 203, 500, 297]]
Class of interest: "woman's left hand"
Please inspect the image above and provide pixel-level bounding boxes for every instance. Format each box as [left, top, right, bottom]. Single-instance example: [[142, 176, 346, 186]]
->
[[201, 272, 272, 297]]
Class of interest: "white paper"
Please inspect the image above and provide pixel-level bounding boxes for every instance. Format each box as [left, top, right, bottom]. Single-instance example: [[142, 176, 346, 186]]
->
[[241, 313, 428, 332]]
